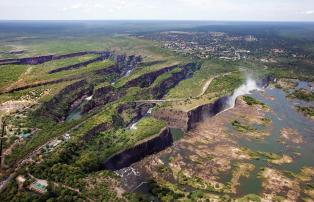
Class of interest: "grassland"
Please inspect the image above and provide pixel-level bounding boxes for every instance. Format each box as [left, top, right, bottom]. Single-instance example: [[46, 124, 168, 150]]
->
[[87, 117, 166, 160], [167, 60, 241, 99], [2, 23, 314, 202], [0, 35, 182, 170], [151, 67, 182, 87], [4, 59, 114, 90], [114, 60, 180, 88], [0, 65, 27, 89], [158, 59, 247, 112]]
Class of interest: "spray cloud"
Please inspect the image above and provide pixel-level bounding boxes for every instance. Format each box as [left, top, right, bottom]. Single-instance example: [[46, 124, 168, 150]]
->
[[223, 74, 260, 112]]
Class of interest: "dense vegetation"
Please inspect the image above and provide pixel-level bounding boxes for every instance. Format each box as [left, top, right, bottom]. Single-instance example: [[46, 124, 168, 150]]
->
[[1, 21, 314, 201], [288, 89, 314, 102], [243, 96, 266, 107], [296, 106, 314, 118]]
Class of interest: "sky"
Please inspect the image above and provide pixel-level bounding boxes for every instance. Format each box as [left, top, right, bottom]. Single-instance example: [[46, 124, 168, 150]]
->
[[0, 0, 314, 21]]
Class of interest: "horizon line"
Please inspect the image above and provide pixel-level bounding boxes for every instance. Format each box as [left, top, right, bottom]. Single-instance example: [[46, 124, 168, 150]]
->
[[0, 19, 314, 23]]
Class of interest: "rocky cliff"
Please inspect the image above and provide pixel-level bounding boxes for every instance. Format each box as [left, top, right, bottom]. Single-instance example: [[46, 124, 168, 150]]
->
[[48, 54, 111, 74], [0, 51, 109, 66], [82, 85, 120, 113], [38, 79, 93, 122], [82, 122, 112, 142], [122, 64, 179, 88], [153, 108, 190, 131], [151, 63, 195, 99], [117, 103, 154, 127], [82, 58, 143, 113], [102, 127, 173, 171], [153, 96, 229, 131]]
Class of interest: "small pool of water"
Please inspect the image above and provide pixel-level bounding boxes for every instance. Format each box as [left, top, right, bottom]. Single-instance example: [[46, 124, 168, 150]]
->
[[66, 107, 82, 121], [66, 97, 91, 121]]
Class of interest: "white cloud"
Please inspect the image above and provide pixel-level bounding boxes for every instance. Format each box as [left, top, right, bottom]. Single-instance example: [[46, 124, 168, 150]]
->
[[302, 10, 314, 15], [1, 0, 314, 21], [94, 4, 105, 9], [71, 3, 82, 9]]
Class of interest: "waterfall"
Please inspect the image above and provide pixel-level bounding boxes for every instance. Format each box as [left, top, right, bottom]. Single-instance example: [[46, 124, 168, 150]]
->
[[219, 76, 260, 114]]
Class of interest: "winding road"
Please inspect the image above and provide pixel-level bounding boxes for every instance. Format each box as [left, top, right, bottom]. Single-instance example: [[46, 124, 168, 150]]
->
[[134, 73, 229, 104]]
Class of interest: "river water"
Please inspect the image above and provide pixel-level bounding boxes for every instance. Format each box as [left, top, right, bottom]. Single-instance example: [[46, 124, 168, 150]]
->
[[235, 83, 314, 196], [126, 80, 314, 199]]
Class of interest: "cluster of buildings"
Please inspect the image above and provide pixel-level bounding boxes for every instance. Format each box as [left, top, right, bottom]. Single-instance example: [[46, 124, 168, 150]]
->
[[42, 133, 71, 154], [13, 133, 72, 195], [139, 31, 257, 60], [16, 175, 48, 194], [139, 31, 308, 63]]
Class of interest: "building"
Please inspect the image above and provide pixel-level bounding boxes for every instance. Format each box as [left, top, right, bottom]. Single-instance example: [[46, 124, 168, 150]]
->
[[20, 132, 31, 140], [29, 179, 48, 194]]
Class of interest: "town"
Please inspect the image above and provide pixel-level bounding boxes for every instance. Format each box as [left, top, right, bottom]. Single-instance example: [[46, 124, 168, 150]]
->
[[137, 31, 304, 62]]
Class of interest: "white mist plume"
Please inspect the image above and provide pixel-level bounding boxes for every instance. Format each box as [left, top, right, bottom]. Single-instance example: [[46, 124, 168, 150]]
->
[[223, 75, 260, 112]]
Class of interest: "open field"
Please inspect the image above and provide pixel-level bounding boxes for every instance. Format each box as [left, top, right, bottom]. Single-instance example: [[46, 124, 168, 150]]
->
[[0, 21, 314, 201]]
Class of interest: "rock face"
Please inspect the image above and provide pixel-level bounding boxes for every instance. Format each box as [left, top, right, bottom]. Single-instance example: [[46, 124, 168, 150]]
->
[[115, 54, 142, 75], [153, 96, 230, 131], [151, 63, 195, 99], [36, 53, 142, 118], [82, 122, 112, 142], [38, 79, 93, 122], [48, 53, 142, 74], [82, 85, 120, 113], [0, 51, 107, 66], [1, 76, 81, 94], [102, 127, 173, 171], [84, 63, 193, 114], [80, 55, 143, 113], [117, 103, 154, 126], [153, 109, 190, 131], [48, 53, 112, 74], [153, 75, 273, 131], [122, 64, 180, 88]]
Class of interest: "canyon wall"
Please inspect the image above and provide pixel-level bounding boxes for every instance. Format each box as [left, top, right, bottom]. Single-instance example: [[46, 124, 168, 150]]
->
[[82, 122, 112, 142], [0, 51, 113, 66], [153, 108, 190, 131], [102, 127, 173, 171], [38, 79, 93, 122], [153, 96, 229, 131], [122, 64, 179, 88], [82, 85, 120, 113], [151, 63, 195, 99], [48, 54, 110, 74]]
